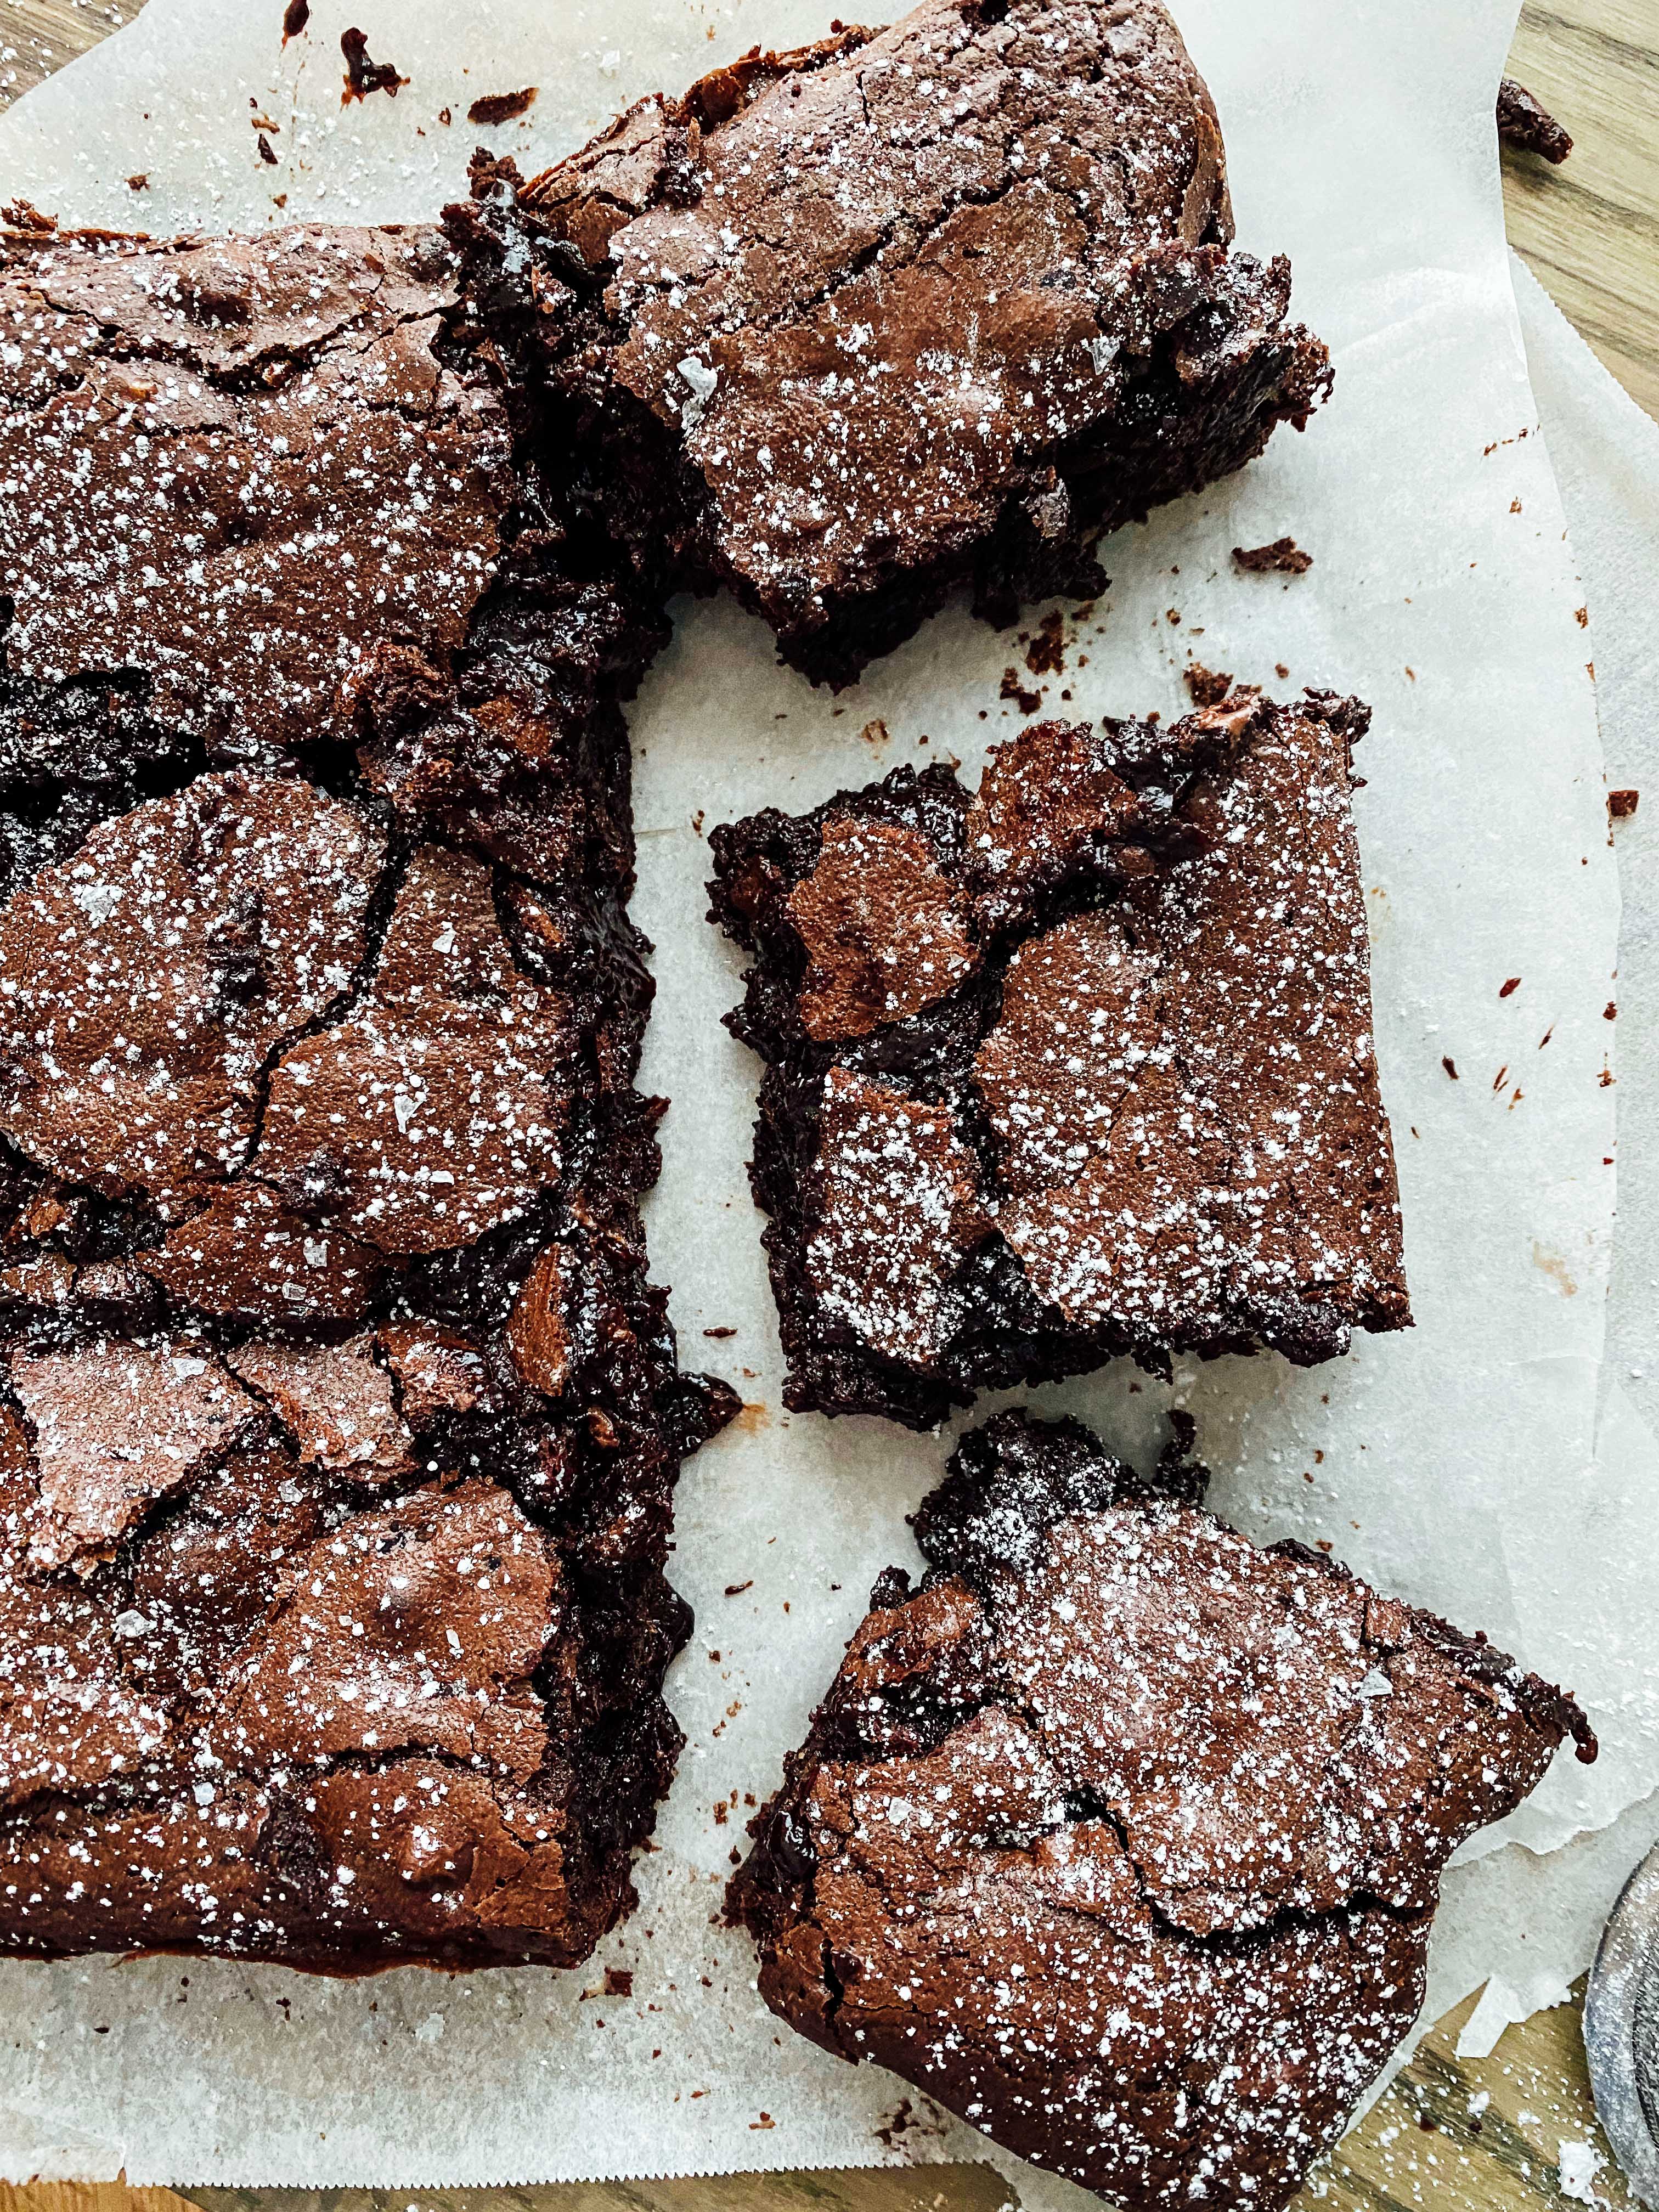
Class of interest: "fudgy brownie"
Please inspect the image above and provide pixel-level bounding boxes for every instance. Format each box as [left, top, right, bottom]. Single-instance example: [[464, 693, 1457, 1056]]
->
[[729, 1409, 1594, 2209], [448, 0, 1333, 689], [0, 217, 734, 1970], [708, 690, 1410, 1428]]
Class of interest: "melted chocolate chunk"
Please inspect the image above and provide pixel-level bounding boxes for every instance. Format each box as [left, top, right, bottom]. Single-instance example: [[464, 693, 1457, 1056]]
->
[[709, 695, 1409, 1427], [729, 1409, 1592, 2211]]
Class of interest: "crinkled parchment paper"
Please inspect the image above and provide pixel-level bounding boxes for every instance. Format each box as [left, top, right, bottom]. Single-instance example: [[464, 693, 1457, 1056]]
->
[[0, 0, 1655, 2191]]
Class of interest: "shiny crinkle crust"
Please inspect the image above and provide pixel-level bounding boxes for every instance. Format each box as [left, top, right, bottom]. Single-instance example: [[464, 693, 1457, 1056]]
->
[[728, 1410, 1593, 2211], [708, 691, 1411, 1429], [0, 216, 732, 1973], [453, 0, 1331, 687]]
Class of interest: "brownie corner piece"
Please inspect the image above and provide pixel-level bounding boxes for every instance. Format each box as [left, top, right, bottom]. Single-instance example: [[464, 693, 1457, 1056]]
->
[[727, 1407, 1593, 2208], [0, 214, 734, 1972], [708, 691, 1411, 1429], [461, 0, 1332, 687]]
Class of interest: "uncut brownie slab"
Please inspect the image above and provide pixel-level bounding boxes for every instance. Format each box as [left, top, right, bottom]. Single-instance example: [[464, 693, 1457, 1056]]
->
[[709, 690, 1410, 1428], [728, 1409, 1594, 2210], [0, 217, 733, 1971], [450, 0, 1332, 689]]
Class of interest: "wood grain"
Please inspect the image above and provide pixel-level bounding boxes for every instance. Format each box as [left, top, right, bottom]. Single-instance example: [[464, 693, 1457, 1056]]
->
[[0, 3, 1653, 2210], [0, 0, 132, 110], [1504, 0, 1659, 418]]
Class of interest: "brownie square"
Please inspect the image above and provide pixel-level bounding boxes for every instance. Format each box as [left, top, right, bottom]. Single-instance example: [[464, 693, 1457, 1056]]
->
[[728, 1409, 1594, 2209], [0, 217, 733, 1971], [708, 691, 1411, 1428], [449, 0, 1333, 689]]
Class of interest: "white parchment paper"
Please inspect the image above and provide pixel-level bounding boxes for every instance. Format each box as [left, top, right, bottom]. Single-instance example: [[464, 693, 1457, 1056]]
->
[[0, 0, 1655, 2189]]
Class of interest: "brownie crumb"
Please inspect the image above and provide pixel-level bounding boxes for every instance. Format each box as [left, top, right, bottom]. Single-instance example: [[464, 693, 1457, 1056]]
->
[[340, 27, 407, 101], [468, 87, 539, 126], [282, 0, 310, 39], [1498, 77, 1573, 163], [1, 199, 54, 233], [126, 173, 148, 191], [1234, 537, 1313, 574], [1610, 788, 1640, 819], [1000, 668, 1043, 715], [1184, 662, 1235, 707], [1024, 612, 1066, 678]]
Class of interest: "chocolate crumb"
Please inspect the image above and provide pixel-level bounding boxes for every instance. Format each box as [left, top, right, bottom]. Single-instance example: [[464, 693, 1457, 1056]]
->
[[467, 87, 539, 126], [1497, 78, 1573, 163], [257, 134, 279, 166], [1000, 668, 1043, 715], [724, 1581, 754, 1597], [1025, 611, 1066, 676], [340, 27, 407, 102], [1443, 1056, 1460, 1080], [126, 173, 148, 191], [281, 0, 309, 40], [1, 200, 55, 234], [602, 1967, 633, 1997], [1610, 788, 1639, 819], [1184, 663, 1235, 707], [1499, 977, 1521, 998], [1234, 538, 1313, 574]]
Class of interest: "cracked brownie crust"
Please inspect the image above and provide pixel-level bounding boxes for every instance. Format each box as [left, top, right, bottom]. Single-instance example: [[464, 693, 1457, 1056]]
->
[[709, 690, 1411, 1429], [0, 217, 734, 1972], [450, 0, 1331, 689], [727, 1410, 1593, 2209]]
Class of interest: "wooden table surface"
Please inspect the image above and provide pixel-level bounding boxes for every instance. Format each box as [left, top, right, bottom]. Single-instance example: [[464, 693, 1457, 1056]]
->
[[1, 2, 1657, 2209]]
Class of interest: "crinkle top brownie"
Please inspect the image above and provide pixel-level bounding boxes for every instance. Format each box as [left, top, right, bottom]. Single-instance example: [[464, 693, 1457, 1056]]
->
[[729, 1409, 1593, 2210], [709, 691, 1410, 1428], [452, 0, 1331, 686], [1, 223, 514, 757], [0, 218, 732, 1972]]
